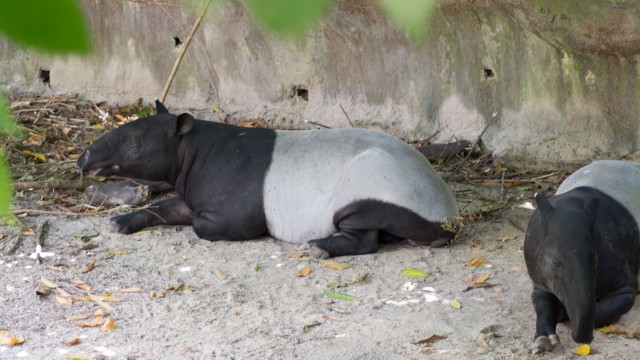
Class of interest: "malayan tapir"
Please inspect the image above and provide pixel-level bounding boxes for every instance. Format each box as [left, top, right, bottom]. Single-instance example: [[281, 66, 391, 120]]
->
[[524, 160, 640, 354], [76, 101, 459, 258]]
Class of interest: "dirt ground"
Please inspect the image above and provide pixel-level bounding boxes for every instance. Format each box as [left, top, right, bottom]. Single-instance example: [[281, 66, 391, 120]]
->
[[2, 95, 640, 359]]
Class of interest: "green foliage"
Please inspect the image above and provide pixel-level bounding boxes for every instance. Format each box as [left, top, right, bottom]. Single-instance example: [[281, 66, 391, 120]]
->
[[0, 0, 90, 53], [377, 0, 438, 38], [243, 0, 333, 36], [0, 0, 89, 218]]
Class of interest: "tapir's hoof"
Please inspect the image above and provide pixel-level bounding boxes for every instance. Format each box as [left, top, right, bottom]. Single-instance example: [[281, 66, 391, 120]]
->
[[108, 216, 133, 234], [532, 335, 559, 354], [308, 246, 330, 259]]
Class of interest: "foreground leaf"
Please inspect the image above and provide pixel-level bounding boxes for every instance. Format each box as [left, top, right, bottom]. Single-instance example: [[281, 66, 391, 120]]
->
[[41, 276, 60, 288], [101, 317, 117, 331], [323, 289, 361, 301], [0, 330, 24, 346], [573, 344, 590, 356], [244, 0, 332, 36], [377, 0, 437, 38], [466, 258, 486, 266], [296, 265, 311, 277], [402, 268, 430, 279], [63, 353, 91, 360], [415, 333, 447, 345], [0, 0, 90, 52], [449, 299, 461, 310]]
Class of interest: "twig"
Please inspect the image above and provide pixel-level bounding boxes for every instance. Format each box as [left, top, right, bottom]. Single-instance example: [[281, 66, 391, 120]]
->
[[14, 179, 99, 191], [14, 207, 126, 217], [160, 0, 212, 103], [304, 120, 331, 129], [447, 111, 499, 178], [339, 104, 355, 127]]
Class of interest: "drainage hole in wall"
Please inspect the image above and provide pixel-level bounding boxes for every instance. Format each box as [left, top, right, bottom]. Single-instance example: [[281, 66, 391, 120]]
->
[[483, 68, 494, 79], [174, 37, 182, 47], [39, 69, 50, 85], [290, 85, 308, 101]]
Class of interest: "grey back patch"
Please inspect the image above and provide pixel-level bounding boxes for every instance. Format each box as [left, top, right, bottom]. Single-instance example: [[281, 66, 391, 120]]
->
[[263, 128, 458, 243], [556, 160, 640, 229]]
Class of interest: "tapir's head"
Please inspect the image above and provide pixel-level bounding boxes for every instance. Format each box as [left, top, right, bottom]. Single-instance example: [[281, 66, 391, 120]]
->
[[534, 193, 599, 344], [76, 100, 193, 182]]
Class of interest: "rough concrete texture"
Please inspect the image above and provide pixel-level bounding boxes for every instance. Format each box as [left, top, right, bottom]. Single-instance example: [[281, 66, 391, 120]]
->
[[2, 0, 640, 166]]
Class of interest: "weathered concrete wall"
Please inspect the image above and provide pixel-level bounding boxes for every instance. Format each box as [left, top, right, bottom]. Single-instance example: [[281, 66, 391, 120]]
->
[[1, 0, 640, 167]]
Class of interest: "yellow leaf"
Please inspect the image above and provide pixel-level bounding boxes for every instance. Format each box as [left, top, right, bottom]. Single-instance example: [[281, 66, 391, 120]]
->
[[321, 259, 352, 270], [78, 315, 104, 328], [449, 299, 461, 310], [296, 265, 311, 277], [402, 268, 430, 279], [464, 272, 491, 284], [238, 121, 261, 128], [0, 331, 24, 346], [466, 258, 486, 266], [573, 344, 590, 356], [22, 149, 46, 162], [212, 106, 223, 113], [101, 317, 117, 332], [498, 235, 518, 242], [597, 325, 627, 334], [116, 287, 144, 293], [41, 276, 60, 288], [105, 249, 129, 255]]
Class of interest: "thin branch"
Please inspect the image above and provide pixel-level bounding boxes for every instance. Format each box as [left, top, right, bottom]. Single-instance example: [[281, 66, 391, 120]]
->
[[447, 111, 499, 178], [160, 0, 212, 103], [339, 104, 355, 127]]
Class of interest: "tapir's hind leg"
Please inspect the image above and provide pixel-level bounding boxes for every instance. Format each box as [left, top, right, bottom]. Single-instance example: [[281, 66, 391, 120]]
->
[[306, 200, 454, 258], [594, 285, 637, 327], [110, 197, 195, 234]]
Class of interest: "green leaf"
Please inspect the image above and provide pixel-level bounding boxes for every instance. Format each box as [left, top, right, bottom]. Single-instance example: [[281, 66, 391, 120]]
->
[[377, 0, 438, 38], [0, 0, 90, 53], [323, 289, 361, 301], [402, 268, 430, 279], [243, 0, 333, 36], [136, 107, 153, 118]]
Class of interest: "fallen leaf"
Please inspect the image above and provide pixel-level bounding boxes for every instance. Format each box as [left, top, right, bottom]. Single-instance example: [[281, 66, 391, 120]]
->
[[214, 268, 226, 280], [78, 315, 104, 328], [64, 338, 80, 346], [255, 263, 261, 271], [323, 289, 361, 301], [63, 353, 91, 359], [321, 259, 352, 270], [323, 314, 347, 322], [402, 268, 430, 279], [287, 252, 307, 259], [468, 239, 483, 250], [326, 282, 349, 289], [0, 330, 24, 346], [449, 299, 461, 310], [23, 228, 36, 236], [463, 282, 496, 292], [237, 121, 261, 128], [150, 291, 165, 298], [73, 233, 99, 239], [81, 259, 96, 273], [466, 258, 486, 266], [573, 344, 590, 356], [212, 106, 223, 113], [597, 325, 627, 334], [116, 287, 144, 293], [415, 334, 447, 345], [36, 287, 51, 297], [351, 273, 369, 285], [67, 278, 86, 285], [22, 149, 46, 162], [498, 235, 518, 242], [41, 276, 60, 288], [101, 316, 117, 331], [464, 273, 491, 284], [105, 250, 129, 255], [296, 265, 311, 277], [55, 296, 73, 305], [45, 264, 66, 272], [303, 321, 321, 333]]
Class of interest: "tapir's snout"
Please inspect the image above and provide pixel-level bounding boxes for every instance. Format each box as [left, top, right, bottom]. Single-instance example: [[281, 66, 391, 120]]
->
[[76, 149, 90, 173]]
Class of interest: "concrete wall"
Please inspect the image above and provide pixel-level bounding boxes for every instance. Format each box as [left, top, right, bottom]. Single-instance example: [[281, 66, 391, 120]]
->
[[2, 0, 640, 167]]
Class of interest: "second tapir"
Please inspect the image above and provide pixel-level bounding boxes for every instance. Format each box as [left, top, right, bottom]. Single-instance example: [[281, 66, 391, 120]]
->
[[524, 160, 640, 353], [76, 101, 459, 258]]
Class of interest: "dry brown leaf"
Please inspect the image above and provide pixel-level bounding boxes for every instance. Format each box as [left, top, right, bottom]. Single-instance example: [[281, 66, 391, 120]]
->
[[45, 264, 66, 272], [75, 284, 93, 292], [287, 252, 307, 259], [55, 296, 73, 305], [78, 315, 104, 328], [116, 287, 144, 293], [63, 353, 92, 360], [81, 259, 96, 273], [41, 276, 60, 288], [22, 228, 36, 236], [64, 338, 80, 346], [296, 265, 311, 277], [321, 259, 352, 270], [56, 288, 73, 298], [323, 314, 347, 322], [465, 272, 491, 284], [415, 333, 447, 345], [498, 235, 518, 242], [105, 250, 130, 255], [101, 316, 117, 331], [214, 268, 226, 280], [87, 294, 116, 312], [237, 121, 261, 128], [463, 282, 496, 292], [68, 278, 85, 285], [465, 258, 486, 266]]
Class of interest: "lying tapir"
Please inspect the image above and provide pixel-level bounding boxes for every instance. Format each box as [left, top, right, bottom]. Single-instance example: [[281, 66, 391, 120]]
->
[[524, 160, 640, 354], [76, 101, 459, 258]]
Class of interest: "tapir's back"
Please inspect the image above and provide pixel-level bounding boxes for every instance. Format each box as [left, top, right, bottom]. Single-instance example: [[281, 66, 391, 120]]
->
[[263, 128, 458, 243], [556, 160, 640, 229]]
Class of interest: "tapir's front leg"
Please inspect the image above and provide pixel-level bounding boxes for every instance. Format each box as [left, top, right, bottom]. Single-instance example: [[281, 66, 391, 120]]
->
[[531, 288, 564, 354], [110, 197, 195, 234], [594, 285, 637, 327]]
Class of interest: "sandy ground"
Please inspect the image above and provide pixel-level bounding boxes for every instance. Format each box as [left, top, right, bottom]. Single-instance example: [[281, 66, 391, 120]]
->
[[2, 182, 640, 360]]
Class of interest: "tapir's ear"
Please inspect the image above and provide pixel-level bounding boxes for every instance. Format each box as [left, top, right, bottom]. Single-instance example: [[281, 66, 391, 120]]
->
[[583, 196, 599, 217], [534, 193, 554, 217], [175, 113, 194, 135], [155, 99, 169, 114]]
